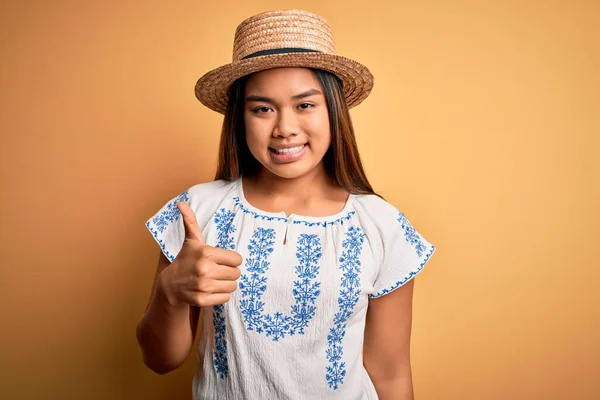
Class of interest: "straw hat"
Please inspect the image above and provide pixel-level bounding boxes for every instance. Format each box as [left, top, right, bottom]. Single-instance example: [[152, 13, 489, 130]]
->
[[194, 9, 374, 114]]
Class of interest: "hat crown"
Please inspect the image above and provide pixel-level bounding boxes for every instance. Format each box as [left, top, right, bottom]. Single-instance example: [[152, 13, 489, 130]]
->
[[232, 10, 336, 61]]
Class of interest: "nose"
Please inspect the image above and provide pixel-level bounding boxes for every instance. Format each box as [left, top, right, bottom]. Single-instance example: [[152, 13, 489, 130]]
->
[[272, 108, 298, 138]]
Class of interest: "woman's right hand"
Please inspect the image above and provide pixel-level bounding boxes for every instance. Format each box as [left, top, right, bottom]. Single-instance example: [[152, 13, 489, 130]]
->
[[158, 202, 242, 307]]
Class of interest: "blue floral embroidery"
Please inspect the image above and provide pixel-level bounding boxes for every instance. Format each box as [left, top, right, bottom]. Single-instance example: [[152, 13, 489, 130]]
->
[[233, 198, 288, 222], [262, 312, 292, 340], [239, 227, 275, 333], [326, 226, 365, 390], [369, 212, 435, 298], [145, 191, 189, 262], [291, 234, 323, 334], [233, 197, 355, 227], [398, 211, 427, 257], [239, 228, 322, 341], [212, 306, 228, 379], [212, 208, 236, 379], [292, 212, 356, 227]]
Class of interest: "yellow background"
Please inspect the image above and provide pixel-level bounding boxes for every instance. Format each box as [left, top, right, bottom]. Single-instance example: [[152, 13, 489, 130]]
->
[[1, 1, 598, 399]]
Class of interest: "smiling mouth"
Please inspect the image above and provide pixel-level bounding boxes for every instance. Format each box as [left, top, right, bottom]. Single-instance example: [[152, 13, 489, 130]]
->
[[269, 144, 306, 155]]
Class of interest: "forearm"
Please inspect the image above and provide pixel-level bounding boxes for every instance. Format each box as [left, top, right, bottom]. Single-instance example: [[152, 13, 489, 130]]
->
[[136, 284, 196, 374], [371, 375, 414, 400]]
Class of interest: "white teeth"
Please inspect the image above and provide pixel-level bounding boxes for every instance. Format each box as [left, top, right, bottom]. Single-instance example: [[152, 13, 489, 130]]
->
[[274, 145, 304, 154]]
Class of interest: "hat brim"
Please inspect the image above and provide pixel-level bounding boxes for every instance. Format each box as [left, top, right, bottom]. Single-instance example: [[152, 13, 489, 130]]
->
[[194, 52, 374, 114]]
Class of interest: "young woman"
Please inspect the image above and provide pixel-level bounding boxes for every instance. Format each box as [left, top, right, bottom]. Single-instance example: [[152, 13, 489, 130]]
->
[[136, 9, 436, 400]]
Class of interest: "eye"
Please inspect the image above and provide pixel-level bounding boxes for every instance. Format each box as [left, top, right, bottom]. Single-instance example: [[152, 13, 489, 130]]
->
[[297, 103, 314, 110], [252, 106, 273, 114]]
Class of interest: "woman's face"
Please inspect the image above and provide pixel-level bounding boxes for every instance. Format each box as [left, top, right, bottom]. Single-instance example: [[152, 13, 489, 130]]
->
[[243, 67, 331, 180]]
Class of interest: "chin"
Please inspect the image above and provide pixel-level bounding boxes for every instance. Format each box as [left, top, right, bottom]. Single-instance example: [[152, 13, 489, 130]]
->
[[264, 162, 323, 180]]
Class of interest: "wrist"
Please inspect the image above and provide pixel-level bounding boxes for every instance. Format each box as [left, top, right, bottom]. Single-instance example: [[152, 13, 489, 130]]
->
[[155, 267, 188, 312]]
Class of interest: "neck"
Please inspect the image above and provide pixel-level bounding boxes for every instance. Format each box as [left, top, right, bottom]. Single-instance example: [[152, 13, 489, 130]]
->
[[247, 165, 334, 199]]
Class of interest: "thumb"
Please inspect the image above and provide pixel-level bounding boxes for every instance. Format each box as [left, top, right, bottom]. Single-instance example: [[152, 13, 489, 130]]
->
[[177, 202, 205, 244]]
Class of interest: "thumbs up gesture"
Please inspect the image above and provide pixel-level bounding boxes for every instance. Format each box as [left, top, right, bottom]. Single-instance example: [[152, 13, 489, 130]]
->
[[158, 202, 242, 307]]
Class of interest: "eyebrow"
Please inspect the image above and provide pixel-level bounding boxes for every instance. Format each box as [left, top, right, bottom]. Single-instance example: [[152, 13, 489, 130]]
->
[[245, 89, 323, 103]]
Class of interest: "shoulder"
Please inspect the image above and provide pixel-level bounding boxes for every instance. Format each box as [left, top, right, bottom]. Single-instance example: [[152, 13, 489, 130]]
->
[[186, 179, 235, 197], [186, 179, 236, 202], [184, 179, 238, 217], [150, 179, 238, 227], [352, 194, 403, 231], [144, 179, 238, 262], [353, 193, 435, 263]]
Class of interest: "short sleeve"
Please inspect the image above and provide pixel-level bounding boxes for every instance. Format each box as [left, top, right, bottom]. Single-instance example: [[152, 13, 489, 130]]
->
[[144, 190, 189, 262], [370, 210, 436, 298]]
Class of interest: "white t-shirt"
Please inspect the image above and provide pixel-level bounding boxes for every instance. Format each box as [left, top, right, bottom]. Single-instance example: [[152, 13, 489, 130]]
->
[[145, 178, 436, 400]]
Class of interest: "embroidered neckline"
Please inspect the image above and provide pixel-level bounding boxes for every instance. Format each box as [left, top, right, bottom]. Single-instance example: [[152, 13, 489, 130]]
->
[[232, 178, 356, 227]]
